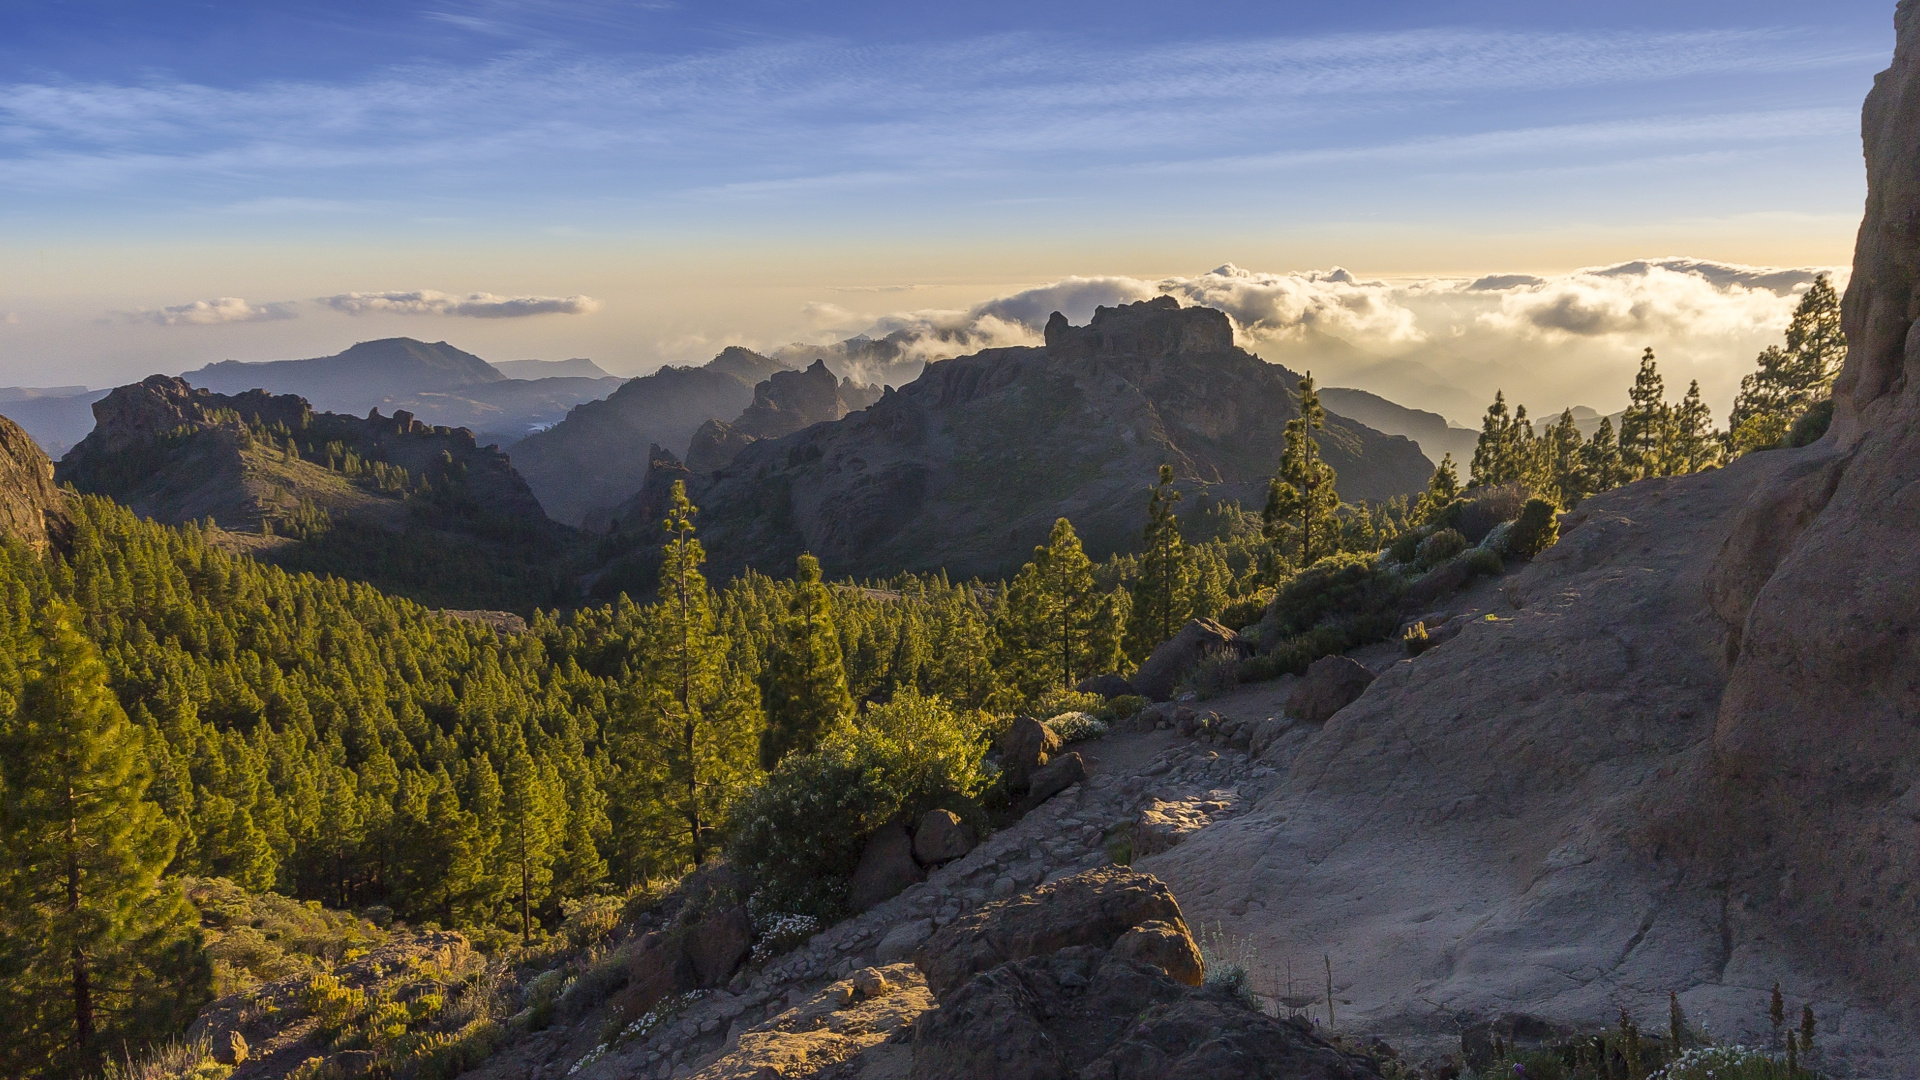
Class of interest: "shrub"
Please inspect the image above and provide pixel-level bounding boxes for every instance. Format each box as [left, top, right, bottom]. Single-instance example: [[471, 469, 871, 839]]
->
[[1175, 646, 1242, 700], [1441, 482, 1529, 543], [1216, 588, 1272, 631], [1032, 687, 1105, 719], [1401, 621, 1432, 657], [1196, 924, 1260, 1010], [1386, 529, 1424, 566], [1414, 528, 1468, 570], [1047, 712, 1109, 743], [1655, 1045, 1799, 1079], [1263, 554, 1406, 640], [1506, 498, 1560, 558], [301, 972, 367, 1042], [95, 1035, 232, 1080], [728, 691, 987, 920], [1787, 399, 1834, 448], [1465, 548, 1504, 578], [1098, 694, 1150, 722]]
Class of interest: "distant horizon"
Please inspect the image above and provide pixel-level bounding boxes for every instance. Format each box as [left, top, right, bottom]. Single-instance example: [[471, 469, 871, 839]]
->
[[1, 1, 1893, 423]]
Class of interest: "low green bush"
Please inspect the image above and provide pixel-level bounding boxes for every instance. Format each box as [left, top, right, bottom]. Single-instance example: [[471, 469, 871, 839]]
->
[[1386, 528, 1424, 565], [1414, 528, 1468, 569], [1506, 498, 1560, 558], [1440, 482, 1529, 543], [1263, 554, 1406, 639], [727, 691, 988, 921]]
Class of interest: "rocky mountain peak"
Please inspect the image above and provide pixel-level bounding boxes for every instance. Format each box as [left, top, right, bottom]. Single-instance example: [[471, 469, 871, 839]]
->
[[1043, 295, 1236, 362]]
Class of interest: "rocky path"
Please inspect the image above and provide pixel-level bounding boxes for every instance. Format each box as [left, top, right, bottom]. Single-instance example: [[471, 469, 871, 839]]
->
[[477, 719, 1286, 1080]]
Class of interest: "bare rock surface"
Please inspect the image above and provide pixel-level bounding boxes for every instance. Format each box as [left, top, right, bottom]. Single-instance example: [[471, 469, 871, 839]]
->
[[1697, 0, 1920, 1051], [1284, 655, 1376, 724], [0, 413, 68, 550], [1144, 457, 1918, 1076]]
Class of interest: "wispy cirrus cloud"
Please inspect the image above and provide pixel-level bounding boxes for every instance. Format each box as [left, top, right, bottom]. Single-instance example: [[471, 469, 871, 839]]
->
[[317, 290, 600, 318], [117, 297, 298, 326]]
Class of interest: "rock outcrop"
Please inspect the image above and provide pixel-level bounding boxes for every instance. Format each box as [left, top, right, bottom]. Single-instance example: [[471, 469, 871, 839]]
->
[[667, 299, 1433, 581], [1130, 617, 1243, 701], [910, 867, 1380, 1080], [509, 347, 788, 524], [0, 414, 69, 551], [1699, 0, 1920, 1037], [684, 359, 882, 475], [1284, 655, 1376, 724]]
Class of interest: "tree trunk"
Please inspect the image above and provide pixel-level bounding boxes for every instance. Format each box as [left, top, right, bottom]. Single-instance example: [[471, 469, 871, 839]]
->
[[66, 782, 94, 1051]]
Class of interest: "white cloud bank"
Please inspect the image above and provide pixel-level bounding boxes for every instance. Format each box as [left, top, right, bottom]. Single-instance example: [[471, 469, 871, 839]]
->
[[802, 257, 1844, 424], [119, 297, 298, 326], [318, 291, 600, 318]]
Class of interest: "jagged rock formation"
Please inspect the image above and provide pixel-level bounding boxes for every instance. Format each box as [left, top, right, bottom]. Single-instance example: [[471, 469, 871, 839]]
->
[[59, 375, 564, 608], [510, 347, 789, 525], [0, 413, 69, 551], [1699, 0, 1920, 1042], [684, 360, 882, 475], [655, 299, 1432, 581]]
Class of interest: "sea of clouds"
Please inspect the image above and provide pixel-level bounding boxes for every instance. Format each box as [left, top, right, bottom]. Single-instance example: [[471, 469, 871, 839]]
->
[[799, 257, 1843, 425]]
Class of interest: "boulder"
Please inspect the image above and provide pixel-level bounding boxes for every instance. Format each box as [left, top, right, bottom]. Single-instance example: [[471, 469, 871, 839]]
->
[[848, 821, 924, 912], [1112, 920, 1204, 986], [1074, 673, 1136, 698], [995, 716, 1063, 792], [875, 919, 936, 964], [913, 867, 1187, 998], [1079, 989, 1387, 1080], [911, 947, 1381, 1080], [623, 928, 700, 1019], [1285, 655, 1376, 724], [1130, 618, 1241, 701], [687, 905, 752, 987], [912, 809, 975, 865], [1019, 751, 1087, 810]]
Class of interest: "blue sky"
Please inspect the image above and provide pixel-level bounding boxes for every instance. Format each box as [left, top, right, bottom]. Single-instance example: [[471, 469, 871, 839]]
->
[[0, 0, 1898, 412]]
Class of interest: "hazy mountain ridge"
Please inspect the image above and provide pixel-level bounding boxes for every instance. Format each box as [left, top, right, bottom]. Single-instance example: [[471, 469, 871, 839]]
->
[[616, 297, 1432, 582], [508, 346, 791, 525]]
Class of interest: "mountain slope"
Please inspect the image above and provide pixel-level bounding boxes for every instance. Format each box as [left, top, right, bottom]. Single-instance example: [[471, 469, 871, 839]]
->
[[58, 376, 568, 609], [636, 298, 1432, 581], [508, 346, 790, 525], [188, 338, 504, 403], [0, 413, 69, 551], [0, 388, 111, 459], [489, 357, 612, 379], [1321, 386, 1478, 468]]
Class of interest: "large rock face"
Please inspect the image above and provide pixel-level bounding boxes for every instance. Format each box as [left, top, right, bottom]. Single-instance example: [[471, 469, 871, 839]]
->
[[59, 376, 563, 609], [0, 414, 68, 551], [683, 358, 881, 475], [509, 347, 788, 524], [675, 299, 1433, 581], [1146, 456, 1920, 1075], [1701, 0, 1920, 1038]]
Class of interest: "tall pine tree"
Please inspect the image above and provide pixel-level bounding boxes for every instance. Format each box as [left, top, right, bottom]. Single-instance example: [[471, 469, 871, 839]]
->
[[1726, 274, 1846, 455], [1619, 348, 1668, 480], [612, 482, 764, 872], [1264, 374, 1341, 567], [761, 553, 854, 768], [1667, 380, 1717, 475], [1128, 466, 1195, 662], [0, 603, 206, 1077]]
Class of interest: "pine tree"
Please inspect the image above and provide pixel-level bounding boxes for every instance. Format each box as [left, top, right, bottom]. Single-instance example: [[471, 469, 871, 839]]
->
[[1580, 415, 1625, 494], [1727, 274, 1846, 455], [1667, 380, 1716, 475], [760, 554, 854, 768], [1264, 374, 1341, 566], [0, 603, 205, 1076], [1130, 466, 1196, 661], [499, 742, 560, 942], [1039, 519, 1099, 689], [1469, 391, 1514, 487], [1543, 409, 1588, 507], [1619, 348, 1667, 480], [614, 481, 763, 870]]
